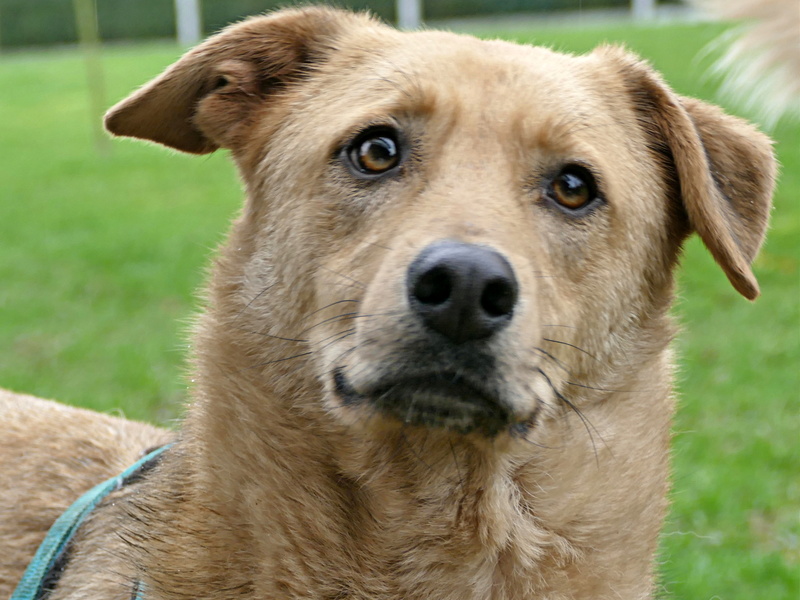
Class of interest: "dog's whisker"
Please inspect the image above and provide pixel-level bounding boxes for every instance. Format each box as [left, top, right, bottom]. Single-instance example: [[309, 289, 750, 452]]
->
[[301, 312, 361, 333], [535, 367, 608, 467], [326, 282, 367, 292], [232, 283, 277, 323], [362, 239, 394, 252], [317, 331, 357, 352], [506, 400, 561, 450], [516, 434, 561, 451], [324, 344, 359, 373], [235, 327, 309, 343], [542, 338, 599, 361], [447, 438, 467, 498], [533, 347, 569, 374], [314, 327, 356, 346], [302, 310, 401, 335], [318, 265, 366, 289], [303, 299, 361, 320], [398, 428, 450, 482], [566, 381, 651, 395], [531, 270, 562, 280], [240, 351, 314, 373]]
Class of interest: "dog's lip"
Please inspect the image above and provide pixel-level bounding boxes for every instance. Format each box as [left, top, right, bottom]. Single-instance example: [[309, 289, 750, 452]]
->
[[332, 367, 512, 435]]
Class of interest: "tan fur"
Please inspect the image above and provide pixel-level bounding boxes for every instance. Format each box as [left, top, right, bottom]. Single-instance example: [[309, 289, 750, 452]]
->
[[0, 8, 776, 599]]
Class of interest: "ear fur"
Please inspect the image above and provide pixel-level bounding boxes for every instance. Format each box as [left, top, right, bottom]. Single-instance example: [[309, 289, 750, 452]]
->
[[600, 47, 776, 299], [104, 7, 371, 154]]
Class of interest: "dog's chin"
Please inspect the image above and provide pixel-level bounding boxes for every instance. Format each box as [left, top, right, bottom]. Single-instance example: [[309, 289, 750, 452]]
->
[[332, 367, 512, 436]]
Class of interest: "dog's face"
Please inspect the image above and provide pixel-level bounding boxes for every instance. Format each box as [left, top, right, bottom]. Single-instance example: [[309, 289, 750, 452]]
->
[[290, 36, 682, 438], [105, 8, 774, 443]]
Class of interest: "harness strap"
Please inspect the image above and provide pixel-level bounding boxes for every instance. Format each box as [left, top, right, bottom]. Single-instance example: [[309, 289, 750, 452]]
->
[[11, 444, 172, 600]]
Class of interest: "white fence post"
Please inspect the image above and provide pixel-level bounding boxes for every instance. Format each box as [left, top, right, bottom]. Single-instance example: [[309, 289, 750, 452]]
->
[[175, 0, 202, 46], [632, 0, 657, 21], [397, 0, 422, 30]]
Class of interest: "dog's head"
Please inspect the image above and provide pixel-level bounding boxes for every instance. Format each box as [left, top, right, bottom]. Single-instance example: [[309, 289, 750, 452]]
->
[[106, 8, 774, 443]]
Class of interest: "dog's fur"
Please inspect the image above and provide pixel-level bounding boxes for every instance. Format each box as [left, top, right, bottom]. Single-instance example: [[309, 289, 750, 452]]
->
[[695, 0, 800, 127], [0, 7, 776, 599]]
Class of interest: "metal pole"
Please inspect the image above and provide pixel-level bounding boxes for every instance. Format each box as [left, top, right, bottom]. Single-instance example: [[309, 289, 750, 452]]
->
[[632, 0, 657, 21], [175, 0, 202, 46], [397, 0, 422, 30], [72, 0, 110, 155]]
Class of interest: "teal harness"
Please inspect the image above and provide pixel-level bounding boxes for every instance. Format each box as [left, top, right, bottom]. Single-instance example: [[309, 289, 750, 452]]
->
[[11, 444, 171, 600]]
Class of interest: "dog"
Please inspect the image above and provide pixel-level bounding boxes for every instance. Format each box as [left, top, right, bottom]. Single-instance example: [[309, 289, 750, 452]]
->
[[0, 7, 776, 599]]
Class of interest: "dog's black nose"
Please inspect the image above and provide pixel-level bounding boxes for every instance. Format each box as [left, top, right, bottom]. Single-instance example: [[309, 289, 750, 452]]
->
[[407, 241, 518, 343]]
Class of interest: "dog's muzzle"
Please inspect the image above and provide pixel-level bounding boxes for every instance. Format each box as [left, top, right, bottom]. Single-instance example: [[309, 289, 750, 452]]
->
[[333, 240, 519, 436]]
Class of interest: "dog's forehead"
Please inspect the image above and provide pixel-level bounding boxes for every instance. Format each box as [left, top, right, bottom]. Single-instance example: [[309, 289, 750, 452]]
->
[[330, 30, 606, 113]]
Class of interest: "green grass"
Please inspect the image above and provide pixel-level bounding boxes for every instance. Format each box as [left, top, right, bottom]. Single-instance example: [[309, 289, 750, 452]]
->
[[0, 45, 242, 422], [1, 21, 797, 598]]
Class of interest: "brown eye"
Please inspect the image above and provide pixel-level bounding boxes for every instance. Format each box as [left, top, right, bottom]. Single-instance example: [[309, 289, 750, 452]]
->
[[549, 166, 598, 212], [346, 128, 401, 176]]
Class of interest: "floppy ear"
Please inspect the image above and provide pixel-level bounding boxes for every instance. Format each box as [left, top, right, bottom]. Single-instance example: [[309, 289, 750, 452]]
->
[[601, 48, 776, 300], [105, 7, 368, 154]]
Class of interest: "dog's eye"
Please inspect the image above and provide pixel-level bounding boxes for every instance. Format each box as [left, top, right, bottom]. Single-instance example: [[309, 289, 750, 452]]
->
[[549, 166, 599, 212], [346, 128, 401, 176]]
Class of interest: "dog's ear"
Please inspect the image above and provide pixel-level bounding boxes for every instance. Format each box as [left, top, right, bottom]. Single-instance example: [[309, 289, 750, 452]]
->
[[105, 7, 367, 154], [600, 47, 776, 300]]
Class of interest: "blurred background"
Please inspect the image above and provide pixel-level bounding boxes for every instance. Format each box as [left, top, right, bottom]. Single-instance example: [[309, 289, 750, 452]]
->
[[0, 1, 797, 597], [0, 1, 690, 48]]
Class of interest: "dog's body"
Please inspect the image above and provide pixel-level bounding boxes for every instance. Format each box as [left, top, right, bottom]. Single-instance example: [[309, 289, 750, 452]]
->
[[0, 8, 775, 599]]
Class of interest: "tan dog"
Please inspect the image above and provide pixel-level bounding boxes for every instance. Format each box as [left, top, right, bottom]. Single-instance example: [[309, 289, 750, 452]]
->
[[0, 7, 775, 599]]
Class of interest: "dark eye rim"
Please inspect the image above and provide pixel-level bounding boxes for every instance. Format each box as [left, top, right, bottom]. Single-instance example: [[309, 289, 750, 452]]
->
[[341, 125, 405, 180], [543, 164, 604, 216]]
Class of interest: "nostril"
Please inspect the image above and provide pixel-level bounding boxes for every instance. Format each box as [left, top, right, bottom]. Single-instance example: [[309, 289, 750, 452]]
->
[[414, 266, 452, 306], [481, 278, 516, 318]]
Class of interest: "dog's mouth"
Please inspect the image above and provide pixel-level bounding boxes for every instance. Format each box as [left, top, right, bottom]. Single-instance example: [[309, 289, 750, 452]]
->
[[332, 367, 512, 436]]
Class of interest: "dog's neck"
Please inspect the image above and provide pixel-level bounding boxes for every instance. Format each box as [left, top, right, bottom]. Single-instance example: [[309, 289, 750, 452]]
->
[[182, 396, 558, 599]]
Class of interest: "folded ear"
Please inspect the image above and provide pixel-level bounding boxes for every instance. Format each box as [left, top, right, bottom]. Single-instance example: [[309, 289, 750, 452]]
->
[[600, 47, 776, 300], [105, 7, 369, 154]]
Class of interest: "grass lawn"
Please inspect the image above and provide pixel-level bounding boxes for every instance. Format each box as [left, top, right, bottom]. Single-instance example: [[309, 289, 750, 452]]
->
[[1, 19, 797, 598]]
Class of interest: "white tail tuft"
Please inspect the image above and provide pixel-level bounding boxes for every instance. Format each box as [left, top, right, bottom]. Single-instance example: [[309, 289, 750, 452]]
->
[[694, 0, 800, 128]]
